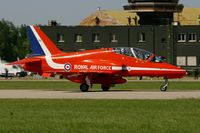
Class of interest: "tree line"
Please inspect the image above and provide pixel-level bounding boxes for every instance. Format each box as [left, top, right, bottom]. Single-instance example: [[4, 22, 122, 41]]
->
[[0, 19, 30, 62]]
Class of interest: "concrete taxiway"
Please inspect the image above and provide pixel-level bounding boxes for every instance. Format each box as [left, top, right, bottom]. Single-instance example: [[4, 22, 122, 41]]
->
[[0, 90, 200, 99]]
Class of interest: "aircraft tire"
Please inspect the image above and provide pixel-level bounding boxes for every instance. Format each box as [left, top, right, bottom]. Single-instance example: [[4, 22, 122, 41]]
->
[[160, 85, 167, 92], [80, 83, 89, 92], [101, 84, 110, 91]]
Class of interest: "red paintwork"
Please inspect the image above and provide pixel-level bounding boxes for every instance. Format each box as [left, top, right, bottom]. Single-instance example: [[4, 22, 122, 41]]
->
[[10, 26, 187, 86]]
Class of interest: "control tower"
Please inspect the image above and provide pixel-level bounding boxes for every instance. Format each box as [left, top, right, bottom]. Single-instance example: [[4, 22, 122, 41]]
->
[[124, 0, 184, 25]]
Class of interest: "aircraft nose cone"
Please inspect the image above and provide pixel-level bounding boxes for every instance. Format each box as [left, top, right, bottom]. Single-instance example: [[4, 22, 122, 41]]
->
[[186, 71, 188, 75], [176, 67, 187, 78], [166, 65, 187, 79]]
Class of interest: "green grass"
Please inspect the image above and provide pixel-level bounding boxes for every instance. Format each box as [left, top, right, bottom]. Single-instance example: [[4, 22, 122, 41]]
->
[[0, 80, 199, 132], [0, 80, 200, 91], [0, 81, 80, 90], [115, 81, 200, 90], [0, 99, 199, 133]]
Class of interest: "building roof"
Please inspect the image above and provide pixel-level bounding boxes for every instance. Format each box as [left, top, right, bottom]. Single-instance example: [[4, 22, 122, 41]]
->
[[80, 10, 137, 26], [80, 8, 200, 26], [174, 7, 200, 25]]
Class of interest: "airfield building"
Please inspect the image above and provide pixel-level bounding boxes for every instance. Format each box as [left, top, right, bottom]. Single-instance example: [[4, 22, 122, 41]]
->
[[39, 0, 200, 70]]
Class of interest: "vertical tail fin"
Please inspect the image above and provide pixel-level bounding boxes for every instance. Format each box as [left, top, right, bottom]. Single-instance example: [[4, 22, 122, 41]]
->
[[27, 25, 62, 56]]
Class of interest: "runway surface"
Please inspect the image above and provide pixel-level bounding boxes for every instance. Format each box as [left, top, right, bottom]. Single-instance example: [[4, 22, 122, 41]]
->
[[0, 90, 200, 99]]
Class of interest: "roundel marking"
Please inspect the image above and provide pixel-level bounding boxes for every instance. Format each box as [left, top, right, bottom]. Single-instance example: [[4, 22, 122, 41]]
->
[[64, 63, 72, 71]]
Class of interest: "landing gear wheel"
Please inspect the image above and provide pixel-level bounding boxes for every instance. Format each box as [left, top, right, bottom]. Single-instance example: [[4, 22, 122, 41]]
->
[[160, 85, 167, 92], [101, 84, 110, 91], [80, 83, 89, 92], [160, 78, 168, 92]]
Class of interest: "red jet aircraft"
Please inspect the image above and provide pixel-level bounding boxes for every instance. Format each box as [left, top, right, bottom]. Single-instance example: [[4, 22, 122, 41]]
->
[[10, 26, 187, 92]]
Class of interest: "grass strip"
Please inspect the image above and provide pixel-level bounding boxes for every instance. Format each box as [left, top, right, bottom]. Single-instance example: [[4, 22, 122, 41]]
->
[[0, 81, 200, 91], [0, 99, 199, 133]]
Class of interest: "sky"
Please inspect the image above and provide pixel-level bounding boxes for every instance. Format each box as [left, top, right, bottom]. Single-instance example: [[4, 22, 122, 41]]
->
[[0, 0, 199, 26]]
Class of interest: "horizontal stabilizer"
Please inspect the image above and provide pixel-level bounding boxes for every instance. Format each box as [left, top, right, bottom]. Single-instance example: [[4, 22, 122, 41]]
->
[[41, 73, 52, 77], [7, 58, 41, 65]]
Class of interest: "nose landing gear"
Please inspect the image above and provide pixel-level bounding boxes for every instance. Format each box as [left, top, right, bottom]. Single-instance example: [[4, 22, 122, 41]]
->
[[160, 78, 168, 92]]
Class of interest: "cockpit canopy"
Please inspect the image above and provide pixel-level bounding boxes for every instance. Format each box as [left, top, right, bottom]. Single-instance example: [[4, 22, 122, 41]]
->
[[113, 47, 153, 60], [113, 47, 166, 62]]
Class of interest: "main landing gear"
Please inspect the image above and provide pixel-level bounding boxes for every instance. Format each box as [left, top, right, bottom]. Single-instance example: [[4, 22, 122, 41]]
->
[[101, 84, 110, 91], [80, 83, 111, 92], [80, 83, 89, 92], [160, 78, 168, 92], [80, 75, 91, 92], [80, 75, 112, 92]]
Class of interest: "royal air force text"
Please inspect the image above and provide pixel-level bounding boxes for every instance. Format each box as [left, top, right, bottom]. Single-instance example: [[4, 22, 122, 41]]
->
[[74, 65, 111, 71]]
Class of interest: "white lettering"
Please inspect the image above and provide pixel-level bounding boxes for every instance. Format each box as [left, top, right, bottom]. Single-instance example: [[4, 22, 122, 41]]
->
[[90, 65, 97, 70], [74, 64, 112, 71], [74, 65, 88, 70]]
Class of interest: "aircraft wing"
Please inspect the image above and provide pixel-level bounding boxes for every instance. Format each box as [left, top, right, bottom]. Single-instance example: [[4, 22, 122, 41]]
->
[[65, 72, 127, 85]]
